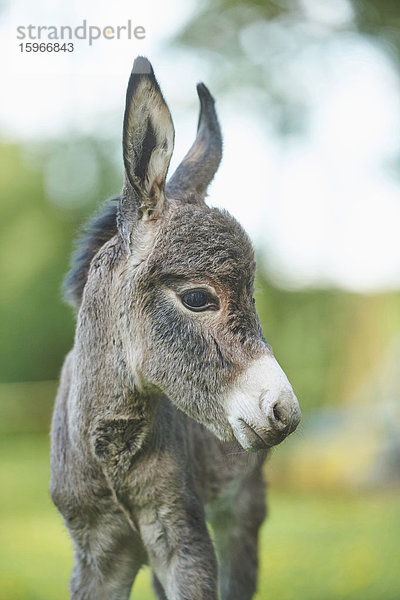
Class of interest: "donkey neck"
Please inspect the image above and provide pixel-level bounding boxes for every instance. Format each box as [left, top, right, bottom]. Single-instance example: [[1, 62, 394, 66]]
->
[[71, 237, 160, 424]]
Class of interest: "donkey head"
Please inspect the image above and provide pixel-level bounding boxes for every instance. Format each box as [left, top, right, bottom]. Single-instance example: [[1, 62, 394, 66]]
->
[[100, 57, 301, 451]]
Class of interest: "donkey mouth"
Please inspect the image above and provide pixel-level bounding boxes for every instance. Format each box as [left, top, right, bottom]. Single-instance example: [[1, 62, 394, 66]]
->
[[233, 417, 290, 453], [236, 418, 286, 452]]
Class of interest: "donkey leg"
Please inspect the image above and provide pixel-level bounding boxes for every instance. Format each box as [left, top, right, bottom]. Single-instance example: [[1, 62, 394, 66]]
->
[[65, 502, 145, 600], [137, 495, 219, 600], [211, 468, 267, 600]]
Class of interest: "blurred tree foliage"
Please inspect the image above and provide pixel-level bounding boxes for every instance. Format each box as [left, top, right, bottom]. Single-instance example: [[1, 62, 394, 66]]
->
[[175, 0, 400, 135], [178, 0, 400, 70], [1, 136, 400, 417], [0, 139, 121, 382], [352, 0, 400, 63]]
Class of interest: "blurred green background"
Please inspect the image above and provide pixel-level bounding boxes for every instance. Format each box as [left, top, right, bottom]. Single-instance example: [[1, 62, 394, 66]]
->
[[1, 0, 400, 599]]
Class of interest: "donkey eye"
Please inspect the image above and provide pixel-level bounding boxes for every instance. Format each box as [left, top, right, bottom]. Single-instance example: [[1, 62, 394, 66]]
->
[[180, 289, 219, 312]]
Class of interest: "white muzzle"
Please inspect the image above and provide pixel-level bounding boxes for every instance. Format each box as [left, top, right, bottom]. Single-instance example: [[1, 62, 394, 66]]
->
[[225, 352, 301, 451]]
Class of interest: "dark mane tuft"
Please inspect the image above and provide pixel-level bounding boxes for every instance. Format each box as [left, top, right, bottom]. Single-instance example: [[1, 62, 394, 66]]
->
[[63, 198, 119, 308]]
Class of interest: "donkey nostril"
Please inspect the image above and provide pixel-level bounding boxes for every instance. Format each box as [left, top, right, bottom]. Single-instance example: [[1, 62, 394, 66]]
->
[[261, 389, 301, 435], [272, 402, 285, 425]]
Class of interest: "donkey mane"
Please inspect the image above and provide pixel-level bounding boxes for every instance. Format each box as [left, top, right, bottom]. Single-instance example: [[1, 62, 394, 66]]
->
[[63, 199, 119, 307]]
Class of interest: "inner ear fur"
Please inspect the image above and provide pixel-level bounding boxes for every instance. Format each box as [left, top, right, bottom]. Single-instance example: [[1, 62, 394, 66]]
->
[[121, 57, 175, 224]]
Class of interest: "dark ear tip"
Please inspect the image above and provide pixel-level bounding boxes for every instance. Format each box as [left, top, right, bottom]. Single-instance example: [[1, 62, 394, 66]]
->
[[132, 56, 154, 76], [196, 82, 215, 104]]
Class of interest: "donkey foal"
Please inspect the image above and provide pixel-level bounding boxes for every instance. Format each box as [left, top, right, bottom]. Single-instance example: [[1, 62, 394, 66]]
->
[[50, 56, 301, 600]]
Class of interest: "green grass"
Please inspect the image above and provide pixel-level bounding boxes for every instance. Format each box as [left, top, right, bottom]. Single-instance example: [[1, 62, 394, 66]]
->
[[1, 434, 399, 600]]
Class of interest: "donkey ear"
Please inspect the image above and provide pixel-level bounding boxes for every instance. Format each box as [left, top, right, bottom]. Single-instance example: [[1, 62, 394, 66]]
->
[[119, 57, 175, 235], [166, 83, 222, 204]]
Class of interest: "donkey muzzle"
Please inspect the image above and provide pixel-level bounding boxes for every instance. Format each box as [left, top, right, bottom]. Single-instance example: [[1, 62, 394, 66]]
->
[[225, 353, 301, 452], [238, 389, 301, 451]]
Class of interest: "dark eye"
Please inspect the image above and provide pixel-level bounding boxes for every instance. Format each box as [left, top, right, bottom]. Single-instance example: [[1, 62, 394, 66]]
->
[[180, 289, 219, 312]]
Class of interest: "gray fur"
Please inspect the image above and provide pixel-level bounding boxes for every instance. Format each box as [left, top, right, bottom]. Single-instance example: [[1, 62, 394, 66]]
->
[[51, 56, 300, 600]]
